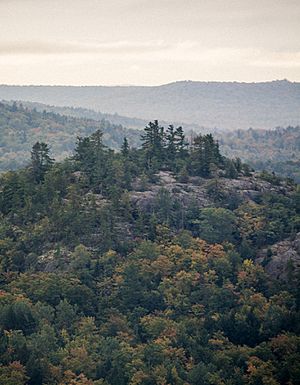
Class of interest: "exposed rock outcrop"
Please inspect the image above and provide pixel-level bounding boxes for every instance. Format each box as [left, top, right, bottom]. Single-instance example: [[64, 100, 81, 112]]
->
[[257, 232, 300, 280], [129, 171, 293, 212], [130, 171, 210, 211], [35, 247, 73, 272]]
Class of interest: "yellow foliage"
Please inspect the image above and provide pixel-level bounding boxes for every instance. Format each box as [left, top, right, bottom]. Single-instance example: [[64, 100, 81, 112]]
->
[[129, 370, 149, 385], [151, 255, 174, 276]]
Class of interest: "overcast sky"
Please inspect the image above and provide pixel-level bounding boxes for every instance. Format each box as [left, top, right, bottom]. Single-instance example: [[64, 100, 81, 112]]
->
[[0, 0, 299, 85]]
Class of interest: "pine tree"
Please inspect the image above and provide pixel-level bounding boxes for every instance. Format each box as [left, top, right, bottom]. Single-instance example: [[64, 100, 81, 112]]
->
[[166, 125, 177, 168], [90, 130, 108, 189], [189, 134, 221, 177], [90, 129, 105, 153], [120, 139, 133, 190], [225, 159, 238, 178], [174, 126, 188, 158], [140, 120, 165, 171], [121, 137, 129, 157], [74, 136, 93, 170], [30, 142, 54, 183], [0, 172, 25, 214], [74, 129, 109, 190], [190, 134, 205, 176]]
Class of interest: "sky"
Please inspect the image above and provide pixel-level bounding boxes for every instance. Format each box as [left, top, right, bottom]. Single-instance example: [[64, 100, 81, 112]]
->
[[0, 0, 300, 85]]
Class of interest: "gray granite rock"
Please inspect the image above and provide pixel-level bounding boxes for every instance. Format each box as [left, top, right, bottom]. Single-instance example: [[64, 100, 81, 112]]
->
[[257, 233, 300, 280]]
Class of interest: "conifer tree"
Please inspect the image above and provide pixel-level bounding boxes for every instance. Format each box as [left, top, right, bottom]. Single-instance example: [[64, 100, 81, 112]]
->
[[90, 130, 108, 188], [225, 159, 239, 178], [174, 126, 188, 158], [30, 142, 54, 183], [140, 120, 165, 171], [74, 129, 109, 189], [121, 138, 132, 189], [166, 125, 177, 166], [190, 134, 205, 176], [74, 136, 94, 171], [190, 134, 221, 177], [121, 137, 129, 158]]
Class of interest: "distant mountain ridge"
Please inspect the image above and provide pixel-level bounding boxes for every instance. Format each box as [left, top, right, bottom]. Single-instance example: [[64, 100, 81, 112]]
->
[[14, 100, 212, 134], [0, 101, 141, 171], [1, 79, 300, 130], [1, 100, 300, 183], [217, 126, 300, 182]]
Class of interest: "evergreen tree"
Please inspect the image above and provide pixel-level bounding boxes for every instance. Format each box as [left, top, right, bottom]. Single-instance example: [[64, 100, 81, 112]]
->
[[140, 120, 165, 171], [189, 134, 206, 176], [166, 125, 177, 168], [74, 129, 110, 190], [0, 172, 25, 214], [174, 125, 188, 158], [90, 130, 109, 190], [90, 129, 105, 153], [74, 136, 95, 183], [225, 159, 239, 178], [189, 134, 221, 177], [121, 137, 129, 158], [30, 142, 54, 183]]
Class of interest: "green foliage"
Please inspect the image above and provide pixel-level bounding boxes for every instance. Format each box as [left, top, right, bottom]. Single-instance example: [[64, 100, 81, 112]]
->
[[0, 102, 141, 172], [30, 142, 54, 183], [219, 126, 300, 182], [189, 133, 222, 177], [0, 119, 299, 385], [192, 207, 237, 244], [0, 361, 28, 385]]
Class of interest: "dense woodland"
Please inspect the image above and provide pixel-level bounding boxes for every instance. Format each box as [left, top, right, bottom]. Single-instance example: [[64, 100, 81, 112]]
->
[[17, 101, 152, 132], [0, 119, 299, 385], [218, 127, 300, 183], [1, 102, 300, 184], [0, 102, 140, 171]]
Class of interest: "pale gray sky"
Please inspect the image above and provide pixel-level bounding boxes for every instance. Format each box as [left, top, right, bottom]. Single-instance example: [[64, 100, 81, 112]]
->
[[0, 0, 299, 85]]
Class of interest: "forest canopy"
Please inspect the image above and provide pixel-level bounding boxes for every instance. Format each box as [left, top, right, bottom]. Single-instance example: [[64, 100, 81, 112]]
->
[[0, 118, 299, 385], [1, 101, 299, 182]]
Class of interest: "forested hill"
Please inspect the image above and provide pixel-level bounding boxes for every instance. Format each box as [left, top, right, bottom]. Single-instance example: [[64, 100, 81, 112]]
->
[[0, 123, 299, 384], [15, 100, 210, 134], [16, 100, 151, 131], [16, 102, 300, 183], [0, 102, 140, 170], [1, 101, 300, 182], [217, 126, 300, 182], [1, 79, 300, 129]]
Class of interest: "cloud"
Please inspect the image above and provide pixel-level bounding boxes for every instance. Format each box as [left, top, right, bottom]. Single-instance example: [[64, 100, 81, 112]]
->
[[251, 51, 300, 68], [1, 39, 299, 70], [0, 39, 173, 55]]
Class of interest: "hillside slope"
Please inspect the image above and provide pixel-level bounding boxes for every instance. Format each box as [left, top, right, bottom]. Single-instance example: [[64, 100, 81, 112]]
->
[[17, 100, 210, 133], [1, 102, 299, 182], [1, 79, 300, 130], [0, 126, 299, 385], [217, 126, 300, 182], [0, 102, 140, 170]]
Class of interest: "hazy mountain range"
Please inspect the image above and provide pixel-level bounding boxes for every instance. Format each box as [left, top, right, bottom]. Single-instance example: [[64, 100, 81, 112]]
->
[[11, 100, 210, 134], [1, 79, 300, 130], [0, 101, 141, 171], [1, 101, 299, 182]]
